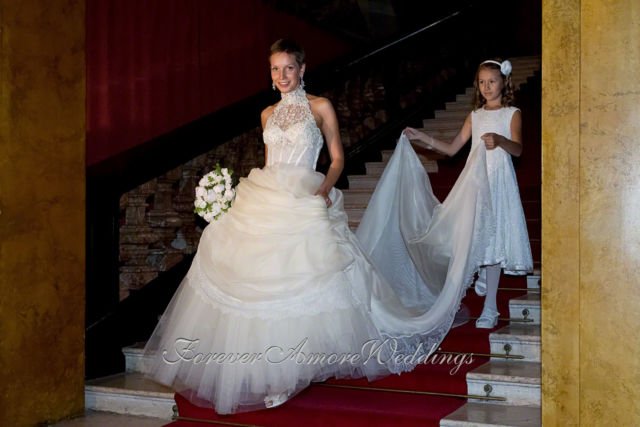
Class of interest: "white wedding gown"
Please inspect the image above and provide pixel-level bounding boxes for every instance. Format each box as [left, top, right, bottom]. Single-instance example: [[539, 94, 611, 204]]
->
[[142, 86, 525, 414]]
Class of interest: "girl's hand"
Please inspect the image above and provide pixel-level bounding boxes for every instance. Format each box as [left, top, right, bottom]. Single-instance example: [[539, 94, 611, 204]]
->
[[315, 187, 332, 207], [404, 127, 426, 142], [481, 133, 504, 150]]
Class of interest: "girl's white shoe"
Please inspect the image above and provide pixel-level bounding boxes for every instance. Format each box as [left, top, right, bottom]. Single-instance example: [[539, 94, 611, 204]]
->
[[476, 307, 500, 329]]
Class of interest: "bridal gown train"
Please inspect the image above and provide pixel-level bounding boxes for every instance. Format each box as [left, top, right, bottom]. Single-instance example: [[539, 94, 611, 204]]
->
[[143, 86, 505, 414]]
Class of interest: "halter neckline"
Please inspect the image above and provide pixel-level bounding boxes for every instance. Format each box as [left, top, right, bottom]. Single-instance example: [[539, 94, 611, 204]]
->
[[279, 85, 307, 103]]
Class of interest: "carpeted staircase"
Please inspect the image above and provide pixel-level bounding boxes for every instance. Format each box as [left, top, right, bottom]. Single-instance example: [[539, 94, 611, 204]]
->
[[85, 56, 541, 427]]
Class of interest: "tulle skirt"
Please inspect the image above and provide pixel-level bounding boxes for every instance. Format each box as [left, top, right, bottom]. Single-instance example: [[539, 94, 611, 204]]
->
[[143, 163, 424, 414]]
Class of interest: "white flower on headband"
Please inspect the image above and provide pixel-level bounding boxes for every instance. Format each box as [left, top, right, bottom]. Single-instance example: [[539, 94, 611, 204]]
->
[[500, 60, 512, 77], [482, 59, 512, 77]]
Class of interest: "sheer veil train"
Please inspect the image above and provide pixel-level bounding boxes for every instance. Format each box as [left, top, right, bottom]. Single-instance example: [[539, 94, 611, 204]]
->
[[355, 133, 495, 355]]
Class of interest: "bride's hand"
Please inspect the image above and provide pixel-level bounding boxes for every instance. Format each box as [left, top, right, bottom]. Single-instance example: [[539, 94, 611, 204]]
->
[[315, 187, 333, 207]]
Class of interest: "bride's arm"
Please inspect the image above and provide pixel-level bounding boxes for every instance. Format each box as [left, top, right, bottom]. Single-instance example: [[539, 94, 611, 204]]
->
[[313, 98, 344, 205]]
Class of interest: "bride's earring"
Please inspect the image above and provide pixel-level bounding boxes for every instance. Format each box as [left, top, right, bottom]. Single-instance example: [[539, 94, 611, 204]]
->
[[272, 82, 276, 91], [299, 76, 305, 89]]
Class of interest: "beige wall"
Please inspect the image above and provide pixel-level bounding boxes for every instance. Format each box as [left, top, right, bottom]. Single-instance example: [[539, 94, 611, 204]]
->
[[0, 1, 86, 426], [542, 0, 640, 424]]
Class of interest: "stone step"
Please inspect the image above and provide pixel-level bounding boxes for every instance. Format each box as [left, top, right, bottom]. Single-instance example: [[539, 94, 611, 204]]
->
[[342, 189, 374, 206], [440, 402, 541, 427], [423, 118, 465, 130], [456, 93, 473, 103], [380, 144, 451, 163], [85, 372, 175, 419], [365, 158, 438, 176], [345, 207, 366, 223], [444, 101, 472, 112], [122, 341, 149, 374], [348, 171, 459, 191], [430, 128, 460, 139], [489, 324, 540, 363], [467, 361, 541, 407], [512, 75, 535, 87], [346, 175, 381, 190], [526, 272, 541, 289], [509, 294, 540, 325], [434, 109, 470, 120]]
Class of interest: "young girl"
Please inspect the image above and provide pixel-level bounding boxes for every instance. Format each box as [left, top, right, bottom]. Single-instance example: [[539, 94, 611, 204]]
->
[[404, 59, 533, 328]]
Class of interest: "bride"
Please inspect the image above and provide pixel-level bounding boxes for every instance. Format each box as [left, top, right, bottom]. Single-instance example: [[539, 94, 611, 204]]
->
[[143, 39, 492, 414]]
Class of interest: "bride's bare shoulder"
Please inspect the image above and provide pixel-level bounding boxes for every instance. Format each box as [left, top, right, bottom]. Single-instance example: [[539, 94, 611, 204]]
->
[[306, 94, 334, 113], [261, 104, 277, 128]]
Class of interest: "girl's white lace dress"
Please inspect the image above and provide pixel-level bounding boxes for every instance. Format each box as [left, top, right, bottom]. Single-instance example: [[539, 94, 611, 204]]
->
[[470, 107, 533, 273]]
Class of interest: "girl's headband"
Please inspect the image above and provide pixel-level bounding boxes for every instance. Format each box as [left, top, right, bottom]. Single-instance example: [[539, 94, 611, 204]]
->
[[481, 59, 512, 77]]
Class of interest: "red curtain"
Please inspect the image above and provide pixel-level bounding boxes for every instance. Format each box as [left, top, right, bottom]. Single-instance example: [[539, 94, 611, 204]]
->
[[87, 0, 350, 165]]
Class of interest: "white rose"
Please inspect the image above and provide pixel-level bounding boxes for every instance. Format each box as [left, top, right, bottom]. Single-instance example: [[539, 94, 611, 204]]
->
[[199, 177, 208, 187], [213, 184, 225, 194], [203, 211, 214, 222], [221, 168, 230, 177], [210, 202, 221, 216], [206, 190, 217, 202], [195, 187, 206, 198], [196, 199, 207, 209]]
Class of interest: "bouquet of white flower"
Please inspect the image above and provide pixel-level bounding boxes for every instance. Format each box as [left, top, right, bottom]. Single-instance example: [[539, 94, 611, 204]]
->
[[194, 164, 236, 223]]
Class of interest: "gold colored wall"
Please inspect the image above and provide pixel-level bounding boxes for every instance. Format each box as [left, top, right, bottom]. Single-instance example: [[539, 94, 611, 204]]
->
[[542, 0, 640, 424], [0, 1, 86, 426]]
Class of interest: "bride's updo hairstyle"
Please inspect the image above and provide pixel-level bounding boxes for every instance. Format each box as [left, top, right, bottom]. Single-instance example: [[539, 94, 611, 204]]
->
[[472, 58, 515, 110], [270, 38, 306, 67]]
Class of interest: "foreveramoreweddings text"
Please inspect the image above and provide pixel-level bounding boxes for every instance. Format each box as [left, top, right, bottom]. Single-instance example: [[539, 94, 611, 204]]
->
[[161, 337, 474, 375]]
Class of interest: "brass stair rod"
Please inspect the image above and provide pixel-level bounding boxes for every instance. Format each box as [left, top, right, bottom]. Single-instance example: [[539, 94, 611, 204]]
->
[[463, 316, 534, 323], [318, 383, 507, 401], [498, 287, 541, 293], [436, 350, 525, 360], [471, 285, 541, 293]]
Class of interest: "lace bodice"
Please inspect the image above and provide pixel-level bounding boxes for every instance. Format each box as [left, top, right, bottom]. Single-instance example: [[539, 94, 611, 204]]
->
[[263, 86, 324, 169]]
